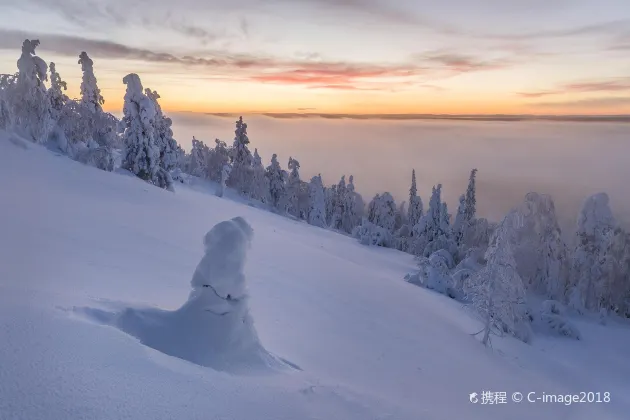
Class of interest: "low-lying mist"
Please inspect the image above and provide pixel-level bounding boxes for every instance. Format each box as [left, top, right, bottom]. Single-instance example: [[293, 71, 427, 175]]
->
[[170, 113, 630, 233]]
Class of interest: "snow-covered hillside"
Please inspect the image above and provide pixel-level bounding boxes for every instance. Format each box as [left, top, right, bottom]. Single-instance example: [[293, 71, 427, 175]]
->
[[1, 130, 628, 420]]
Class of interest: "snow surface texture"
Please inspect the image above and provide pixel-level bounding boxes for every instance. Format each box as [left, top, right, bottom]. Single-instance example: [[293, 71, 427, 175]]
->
[[1, 130, 629, 420]]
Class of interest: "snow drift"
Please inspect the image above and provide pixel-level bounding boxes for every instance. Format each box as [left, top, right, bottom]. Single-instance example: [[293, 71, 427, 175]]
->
[[78, 216, 290, 373]]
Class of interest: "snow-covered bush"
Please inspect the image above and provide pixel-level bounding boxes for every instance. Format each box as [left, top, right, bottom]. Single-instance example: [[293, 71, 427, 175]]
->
[[532, 300, 581, 340], [352, 218, 391, 247]]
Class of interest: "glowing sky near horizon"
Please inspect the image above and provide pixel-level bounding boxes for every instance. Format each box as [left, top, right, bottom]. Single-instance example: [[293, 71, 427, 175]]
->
[[0, 0, 629, 114]]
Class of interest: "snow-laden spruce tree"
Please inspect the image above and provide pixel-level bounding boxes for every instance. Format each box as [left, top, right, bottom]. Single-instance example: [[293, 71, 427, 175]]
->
[[227, 116, 253, 195], [308, 174, 327, 227], [10, 39, 52, 143], [286, 157, 302, 218], [340, 175, 363, 233], [453, 169, 478, 255], [78, 52, 104, 114], [145, 88, 181, 171], [120, 73, 161, 185], [414, 184, 457, 258], [265, 153, 287, 211], [188, 137, 210, 178], [568, 193, 617, 312], [206, 139, 230, 181], [465, 210, 532, 346], [512, 192, 569, 300], [329, 176, 347, 230], [47, 62, 68, 122], [249, 148, 269, 203], [0, 74, 15, 129], [600, 226, 630, 316], [408, 169, 423, 227], [325, 184, 337, 227], [366, 192, 397, 232]]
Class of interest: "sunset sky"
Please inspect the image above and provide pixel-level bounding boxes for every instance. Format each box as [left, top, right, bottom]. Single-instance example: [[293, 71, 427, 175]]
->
[[0, 0, 629, 115]]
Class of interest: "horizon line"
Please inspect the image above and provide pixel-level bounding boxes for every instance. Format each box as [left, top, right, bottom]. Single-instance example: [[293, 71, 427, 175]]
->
[[197, 112, 630, 123]]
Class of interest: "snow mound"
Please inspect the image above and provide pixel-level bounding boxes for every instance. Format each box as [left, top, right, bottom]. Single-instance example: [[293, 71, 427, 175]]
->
[[77, 217, 291, 373]]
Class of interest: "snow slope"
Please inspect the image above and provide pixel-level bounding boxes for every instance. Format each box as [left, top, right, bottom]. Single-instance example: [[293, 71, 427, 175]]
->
[[0, 130, 629, 420]]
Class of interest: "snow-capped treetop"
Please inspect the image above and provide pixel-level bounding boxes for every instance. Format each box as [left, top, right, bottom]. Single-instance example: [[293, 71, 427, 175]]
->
[[408, 169, 423, 226], [253, 148, 262, 168], [576, 192, 615, 238], [288, 157, 300, 182], [17, 39, 47, 88], [78, 52, 104, 113]]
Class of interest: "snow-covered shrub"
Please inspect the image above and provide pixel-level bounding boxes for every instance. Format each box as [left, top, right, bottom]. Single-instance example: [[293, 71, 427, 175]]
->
[[352, 218, 391, 247], [532, 300, 581, 340], [75, 143, 115, 172]]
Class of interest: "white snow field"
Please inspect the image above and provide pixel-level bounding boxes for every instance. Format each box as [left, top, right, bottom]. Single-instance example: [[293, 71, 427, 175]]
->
[[0, 130, 629, 420]]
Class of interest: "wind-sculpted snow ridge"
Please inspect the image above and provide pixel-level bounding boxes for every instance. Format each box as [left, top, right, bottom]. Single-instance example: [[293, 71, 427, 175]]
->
[[77, 217, 296, 374]]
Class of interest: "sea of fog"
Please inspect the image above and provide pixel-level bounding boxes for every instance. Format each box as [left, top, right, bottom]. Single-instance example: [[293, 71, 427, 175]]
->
[[170, 113, 630, 231]]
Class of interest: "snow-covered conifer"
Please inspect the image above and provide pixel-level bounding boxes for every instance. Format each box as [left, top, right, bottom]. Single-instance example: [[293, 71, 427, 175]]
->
[[265, 153, 287, 211], [145, 88, 180, 171], [249, 148, 269, 202], [339, 175, 362, 233], [47, 62, 68, 122], [407, 169, 423, 227], [206, 139, 230, 181], [78, 52, 104, 113], [308, 174, 327, 227], [286, 157, 302, 217], [366, 192, 397, 232], [227, 116, 253, 194], [414, 184, 457, 258], [569, 193, 617, 312], [11, 39, 52, 143], [120, 73, 160, 185], [465, 211, 532, 346], [189, 137, 210, 177], [216, 163, 232, 198]]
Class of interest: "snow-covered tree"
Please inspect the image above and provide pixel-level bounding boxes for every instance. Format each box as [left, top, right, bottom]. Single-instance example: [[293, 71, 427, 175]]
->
[[47, 62, 68, 122], [249, 148, 269, 203], [366, 192, 397, 232], [286, 157, 302, 218], [353, 218, 392, 247], [206, 139, 230, 181], [325, 184, 337, 227], [414, 184, 457, 258], [395, 200, 407, 230], [10, 39, 52, 143], [512, 192, 569, 300], [78, 52, 104, 114], [227, 116, 253, 195], [569, 193, 617, 312], [265, 153, 287, 211], [216, 163, 232, 198], [408, 169, 423, 227], [465, 210, 532, 346], [145, 88, 181, 171], [454, 169, 479, 254], [120, 73, 161, 186], [329, 176, 347, 230], [340, 175, 363, 233], [308, 174, 327, 227], [188, 137, 210, 178]]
